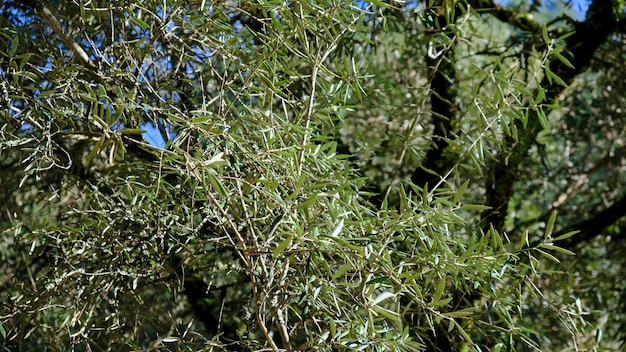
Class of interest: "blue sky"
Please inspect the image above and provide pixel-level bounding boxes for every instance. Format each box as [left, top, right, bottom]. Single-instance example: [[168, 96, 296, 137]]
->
[[494, 0, 591, 19]]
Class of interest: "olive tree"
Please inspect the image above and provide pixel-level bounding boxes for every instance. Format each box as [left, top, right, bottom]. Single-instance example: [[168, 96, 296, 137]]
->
[[1, 0, 622, 351]]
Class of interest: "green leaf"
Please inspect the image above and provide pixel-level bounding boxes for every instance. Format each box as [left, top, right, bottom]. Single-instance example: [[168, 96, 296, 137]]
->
[[295, 195, 319, 210], [431, 297, 453, 307], [544, 64, 554, 85], [329, 218, 344, 238], [556, 30, 576, 41], [537, 107, 549, 130], [539, 243, 576, 256], [131, 16, 150, 30], [366, 0, 390, 9], [208, 172, 228, 197], [534, 86, 546, 106], [453, 320, 473, 343], [453, 179, 470, 204], [551, 71, 568, 87], [443, 308, 474, 318], [519, 230, 530, 249], [371, 291, 395, 306], [434, 277, 446, 302], [273, 236, 293, 258], [545, 210, 557, 238], [522, 109, 529, 129], [36, 89, 57, 98], [553, 230, 579, 242], [469, 155, 483, 177], [554, 51, 574, 69], [271, 13, 283, 32], [83, 134, 108, 166], [322, 235, 361, 252], [372, 305, 400, 321], [542, 25, 550, 45], [490, 224, 504, 249], [366, 276, 390, 285], [116, 128, 147, 135], [536, 249, 560, 263], [330, 318, 337, 338]]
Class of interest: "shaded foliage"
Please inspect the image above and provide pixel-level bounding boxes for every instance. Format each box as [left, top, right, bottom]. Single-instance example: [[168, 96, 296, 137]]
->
[[1, 0, 626, 351]]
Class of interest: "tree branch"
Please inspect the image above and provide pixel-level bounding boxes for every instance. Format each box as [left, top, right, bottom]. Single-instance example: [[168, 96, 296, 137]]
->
[[38, 6, 96, 70], [513, 146, 625, 232], [482, 0, 618, 233], [410, 1, 461, 189], [557, 193, 626, 249], [469, 0, 543, 32]]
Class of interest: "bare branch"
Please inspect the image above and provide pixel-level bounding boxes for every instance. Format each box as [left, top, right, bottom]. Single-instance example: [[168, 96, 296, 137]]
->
[[39, 6, 96, 70]]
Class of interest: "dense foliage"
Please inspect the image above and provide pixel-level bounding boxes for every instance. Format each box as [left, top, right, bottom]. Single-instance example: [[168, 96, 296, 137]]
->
[[1, 0, 625, 351]]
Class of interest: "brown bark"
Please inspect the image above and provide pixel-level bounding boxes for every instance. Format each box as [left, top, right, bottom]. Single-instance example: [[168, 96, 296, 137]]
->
[[410, 0, 462, 192], [411, 41, 459, 188]]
